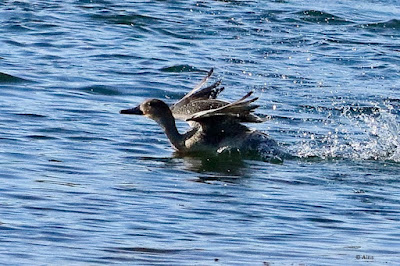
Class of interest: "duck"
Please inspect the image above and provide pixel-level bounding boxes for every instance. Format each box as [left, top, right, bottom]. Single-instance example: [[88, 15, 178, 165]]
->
[[120, 69, 286, 162]]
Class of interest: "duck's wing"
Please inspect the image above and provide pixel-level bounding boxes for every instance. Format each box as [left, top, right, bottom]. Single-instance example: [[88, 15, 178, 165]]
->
[[172, 99, 228, 121], [171, 68, 224, 113], [186, 92, 266, 123]]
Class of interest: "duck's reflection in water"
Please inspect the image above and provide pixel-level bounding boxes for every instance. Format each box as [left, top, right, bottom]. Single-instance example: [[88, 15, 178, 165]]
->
[[173, 151, 250, 183], [138, 148, 284, 183]]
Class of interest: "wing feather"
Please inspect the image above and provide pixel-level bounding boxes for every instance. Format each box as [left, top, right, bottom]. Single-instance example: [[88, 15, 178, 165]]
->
[[186, 92, 266, 123]]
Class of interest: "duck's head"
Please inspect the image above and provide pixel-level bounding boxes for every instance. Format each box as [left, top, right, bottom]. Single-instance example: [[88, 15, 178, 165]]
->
[[120, 99, 172, 121]]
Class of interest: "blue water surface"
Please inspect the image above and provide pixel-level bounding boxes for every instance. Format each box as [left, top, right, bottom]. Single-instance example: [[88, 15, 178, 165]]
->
[[1, 0, 400, 265]]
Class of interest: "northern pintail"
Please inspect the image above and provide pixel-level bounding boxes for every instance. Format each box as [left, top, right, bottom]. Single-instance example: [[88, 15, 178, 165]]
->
[[120, 69, 285, 161]]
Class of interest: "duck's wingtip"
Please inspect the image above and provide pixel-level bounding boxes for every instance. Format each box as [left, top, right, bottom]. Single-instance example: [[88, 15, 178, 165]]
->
[[205, 68, 214, 78]]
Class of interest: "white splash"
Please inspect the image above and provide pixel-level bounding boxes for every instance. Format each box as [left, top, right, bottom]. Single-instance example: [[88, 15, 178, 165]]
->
[[293, 103, 400, 162]]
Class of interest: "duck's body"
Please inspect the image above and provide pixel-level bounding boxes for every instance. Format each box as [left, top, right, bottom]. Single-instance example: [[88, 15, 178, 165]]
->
[[120, 69, 285, 161]]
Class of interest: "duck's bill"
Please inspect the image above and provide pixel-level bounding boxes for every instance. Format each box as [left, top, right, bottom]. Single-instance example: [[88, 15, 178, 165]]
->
[[120, 106, 143, 115]]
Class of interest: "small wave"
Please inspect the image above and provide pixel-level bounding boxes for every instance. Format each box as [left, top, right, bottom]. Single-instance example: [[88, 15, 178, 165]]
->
[[359, 19, 400, 31], [90, 12, 160, 26], [16, 113, 47, 118], [77, 85, 121, 95], [294, 10, 353, 25], [160, 65, 203, 73], [293, 105, 400, 162], [26, 135, 58, 140], [105, 246, 189, 254], [0, 72, 30, 83]]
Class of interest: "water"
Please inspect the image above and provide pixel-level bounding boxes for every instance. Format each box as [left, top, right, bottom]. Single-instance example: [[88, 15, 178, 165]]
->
[[1, 0, 400, 264]]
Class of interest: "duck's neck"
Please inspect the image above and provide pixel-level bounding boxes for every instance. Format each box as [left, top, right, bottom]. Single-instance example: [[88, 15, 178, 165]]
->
[[155, 115, 185, 151]]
